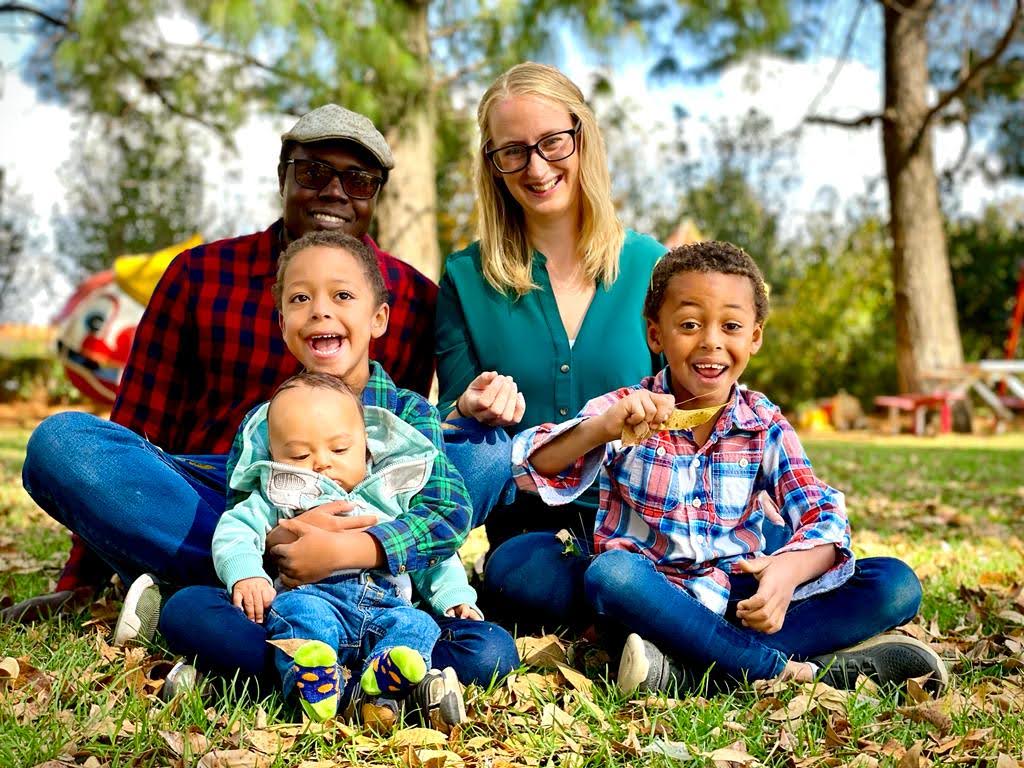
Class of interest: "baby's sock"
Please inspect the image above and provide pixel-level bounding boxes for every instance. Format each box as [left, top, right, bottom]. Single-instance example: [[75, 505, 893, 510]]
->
[[292, 640, 340, 722], [361, 645, 427, 697]]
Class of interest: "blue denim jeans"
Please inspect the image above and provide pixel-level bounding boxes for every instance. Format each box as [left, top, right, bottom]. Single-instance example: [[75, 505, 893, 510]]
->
[[22, 411, 520, 686], [440, 417, 516, 530], [161, 585, 516, 690], [583, 549, 923, 687], [264, 573, 440, 695]]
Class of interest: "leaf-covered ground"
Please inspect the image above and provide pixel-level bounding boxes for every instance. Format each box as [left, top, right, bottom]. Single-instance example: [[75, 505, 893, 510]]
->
[[1, 425, 1023, 767]]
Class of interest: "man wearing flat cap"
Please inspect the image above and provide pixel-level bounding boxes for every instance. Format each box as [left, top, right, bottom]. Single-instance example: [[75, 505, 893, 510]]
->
[[12, 105, 517, 702]]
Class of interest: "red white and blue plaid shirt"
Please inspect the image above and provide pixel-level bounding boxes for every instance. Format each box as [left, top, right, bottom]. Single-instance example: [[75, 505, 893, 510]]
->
[[513, 369, 854, 615], [58, 220, 438, 590]]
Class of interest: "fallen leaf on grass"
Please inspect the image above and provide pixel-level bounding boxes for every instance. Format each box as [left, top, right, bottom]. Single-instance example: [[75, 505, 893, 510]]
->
[[414, 749, 465, 768], [897, 702, 952, 733], [243, 728, 297, 755], [515, 635, 567, 669], [392, 727, 448, 747], [197, 750, 270, 768], [555, 663, 593, 696], [641, 738, 691, 760], [0, 656, 19, 688], [539, 702, 575, 730], [159, 728, 210, 757]]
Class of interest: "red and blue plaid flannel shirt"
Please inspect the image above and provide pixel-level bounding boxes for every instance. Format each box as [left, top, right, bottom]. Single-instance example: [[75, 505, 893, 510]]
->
[[513, 370, 854, 615], [58, 219, 437, 590]]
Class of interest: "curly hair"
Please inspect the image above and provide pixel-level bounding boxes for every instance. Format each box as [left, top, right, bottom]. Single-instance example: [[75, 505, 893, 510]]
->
[[273, 230, 388, 311], [643, 241, 769, 324]]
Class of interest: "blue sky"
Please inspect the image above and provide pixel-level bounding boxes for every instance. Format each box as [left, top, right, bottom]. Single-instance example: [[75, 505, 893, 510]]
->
[[1, 3, 1019, 322]]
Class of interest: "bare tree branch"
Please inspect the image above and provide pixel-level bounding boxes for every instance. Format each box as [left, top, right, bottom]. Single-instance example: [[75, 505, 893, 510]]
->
[[0, 2, 67, 27], [916, 0, 1023, 140], [803, 0, 868, 121], [806, 111, 887, 128], [434, 58, 488, 90]]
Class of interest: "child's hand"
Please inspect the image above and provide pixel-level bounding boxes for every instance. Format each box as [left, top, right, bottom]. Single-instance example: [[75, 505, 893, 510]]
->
[[598, 390, 676, 442], [232, 577, 276, 623], [444, 603, 483, 620], [734, 557, 798, 634]]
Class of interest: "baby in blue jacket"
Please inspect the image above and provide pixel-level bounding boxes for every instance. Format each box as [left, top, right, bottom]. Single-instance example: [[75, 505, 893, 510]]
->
[[212, 371, 479, 724]]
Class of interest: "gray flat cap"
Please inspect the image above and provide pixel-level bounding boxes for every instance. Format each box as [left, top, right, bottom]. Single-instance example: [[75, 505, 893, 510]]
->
[[281, 104, 394, 170]]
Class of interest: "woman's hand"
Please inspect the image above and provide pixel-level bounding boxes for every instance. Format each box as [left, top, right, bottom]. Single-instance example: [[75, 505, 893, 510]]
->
[[453, 371, 526, 427], [232, 577, 276, 623]]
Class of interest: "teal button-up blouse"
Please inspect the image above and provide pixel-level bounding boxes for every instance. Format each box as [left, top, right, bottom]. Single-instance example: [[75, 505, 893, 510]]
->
[[436, 230, 667, 438]]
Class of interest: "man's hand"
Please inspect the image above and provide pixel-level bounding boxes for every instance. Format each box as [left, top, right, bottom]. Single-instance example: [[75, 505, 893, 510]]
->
[[444, 603, 483, 620], [597, 390, 676, 442], [266, 507, 376, 549], [270, 519, 384, 588], [734, 557, 799, 634], [454, 371, 526, 427], [232, 577, 276, 623]]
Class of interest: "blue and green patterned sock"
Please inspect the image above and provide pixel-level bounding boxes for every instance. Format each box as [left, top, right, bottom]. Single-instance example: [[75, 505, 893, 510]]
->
[[360, 646, 427, 697], [292, 640, 340, 722]]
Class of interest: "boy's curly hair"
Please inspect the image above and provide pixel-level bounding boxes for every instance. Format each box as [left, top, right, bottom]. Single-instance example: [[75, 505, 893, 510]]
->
[[273, 230, 388, 311], [643, 241, 769, 324]]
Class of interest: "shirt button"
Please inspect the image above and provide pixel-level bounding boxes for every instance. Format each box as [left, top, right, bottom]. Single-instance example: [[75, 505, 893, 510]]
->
[[560, 364, 570, 373], [559, 407, 568, 416], [692, 498, 703, 508], [739, 458, 749, 468], [428, 558, 437, 566], [690, 459, 699, 469], [398, 565, 407, 574], [656, 446, 666, 457]]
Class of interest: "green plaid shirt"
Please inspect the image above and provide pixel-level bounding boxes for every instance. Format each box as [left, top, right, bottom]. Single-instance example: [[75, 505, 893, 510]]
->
[[226, 360, 471, 575]]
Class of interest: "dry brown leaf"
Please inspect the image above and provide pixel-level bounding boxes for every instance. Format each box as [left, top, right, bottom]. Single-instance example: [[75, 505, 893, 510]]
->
[[897, 741, 923, 768], [897, 703, 952, 733], [555, 664, 593, 696], [515, 635, 567, 669], [766, 694, 811, 721], [539, 702, 575, 730], [703, 745, 757, 765], [265, 638, 309, 657], [244, 728, 298, 755], [159, 729, 211, 758], [392, 727, 449, 748], [996, 755, 1021, 768], [847, 756, 879, 768], [197, 750, 270, 768], [416, 749, 465, 768], [0, 656, 19, 689]]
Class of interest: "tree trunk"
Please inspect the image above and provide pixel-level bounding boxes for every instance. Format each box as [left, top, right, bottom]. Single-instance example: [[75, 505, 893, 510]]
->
[[375, 1, 441, 281], [882, 0, 965, 393]]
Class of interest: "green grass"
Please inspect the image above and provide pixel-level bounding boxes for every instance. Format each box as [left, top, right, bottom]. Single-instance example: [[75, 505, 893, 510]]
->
[[2, 425, 1024, 766]]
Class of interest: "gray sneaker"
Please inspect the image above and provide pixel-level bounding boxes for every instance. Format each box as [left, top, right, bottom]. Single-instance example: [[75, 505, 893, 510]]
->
[[811, 633, 949, 693], [160, 660, 201, 702], [112, 573, 161, 646], [617, 633, 682, 694], [408, 667, 467, 730]]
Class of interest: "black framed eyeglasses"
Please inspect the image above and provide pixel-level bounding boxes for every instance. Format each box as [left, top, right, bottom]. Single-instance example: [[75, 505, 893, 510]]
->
[[485, 123, 581, 174], [285, 159, 384, 199]]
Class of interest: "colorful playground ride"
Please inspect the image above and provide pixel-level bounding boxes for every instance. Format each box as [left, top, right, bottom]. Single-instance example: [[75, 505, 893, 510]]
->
[[54, 235, 202, 405]]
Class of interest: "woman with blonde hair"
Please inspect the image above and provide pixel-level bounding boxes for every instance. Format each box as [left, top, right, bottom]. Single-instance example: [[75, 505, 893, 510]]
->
[[436, 61, 666, 627]]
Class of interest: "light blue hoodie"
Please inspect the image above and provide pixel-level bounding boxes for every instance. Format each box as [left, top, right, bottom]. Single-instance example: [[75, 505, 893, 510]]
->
[[212, 402, 479, 617]]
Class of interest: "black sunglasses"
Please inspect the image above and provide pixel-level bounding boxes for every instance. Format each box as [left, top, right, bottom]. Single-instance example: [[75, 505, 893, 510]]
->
[[285, 159, 384, 199]]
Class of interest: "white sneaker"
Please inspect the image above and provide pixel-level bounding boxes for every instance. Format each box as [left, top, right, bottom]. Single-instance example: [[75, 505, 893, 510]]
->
[[617, 633, 682, 694], [112, 573, 161, 646]]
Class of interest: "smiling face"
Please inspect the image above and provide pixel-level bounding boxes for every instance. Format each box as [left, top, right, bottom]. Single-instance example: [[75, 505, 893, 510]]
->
[[268, 383, 367, 491], [277, 245, 389, 392], [487, 95, 581, 226], [280, 140, 383, 243], [646, 271, 764, 408]]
